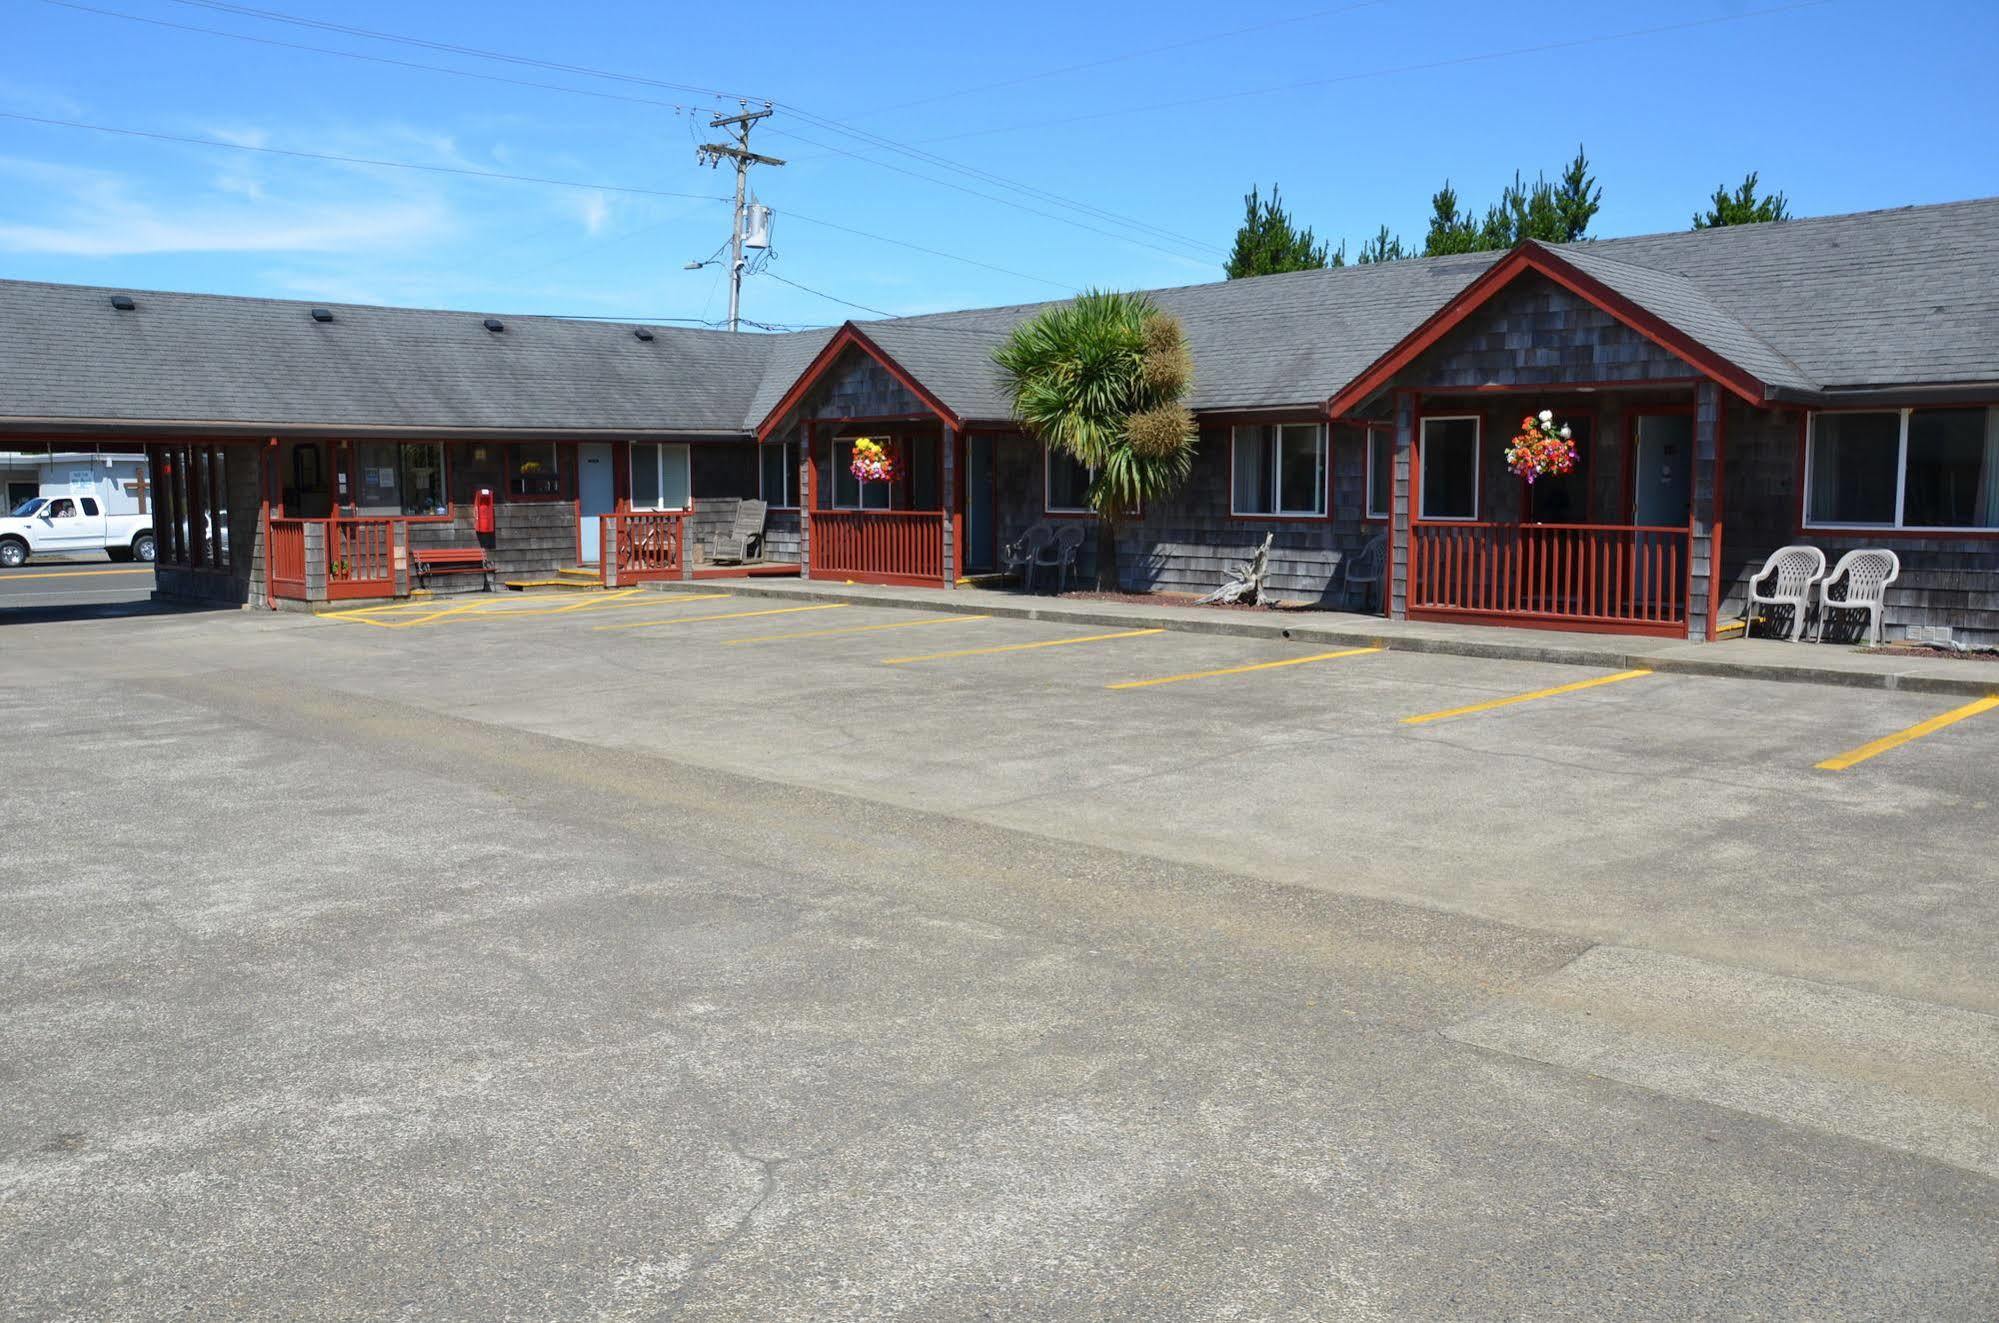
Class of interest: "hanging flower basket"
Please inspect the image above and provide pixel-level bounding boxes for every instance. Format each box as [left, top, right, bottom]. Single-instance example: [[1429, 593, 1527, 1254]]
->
[[849, 436, 895, 484], [1506, 410, 1578, 483]]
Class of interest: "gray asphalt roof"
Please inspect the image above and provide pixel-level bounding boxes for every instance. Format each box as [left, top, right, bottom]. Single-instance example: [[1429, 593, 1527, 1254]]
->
[[0, 280, 775, 434], [3, 197, 1994, 436]]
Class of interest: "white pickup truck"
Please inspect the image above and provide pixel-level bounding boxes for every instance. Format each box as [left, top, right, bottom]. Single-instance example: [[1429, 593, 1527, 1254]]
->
[[0, 494, 155, 567]]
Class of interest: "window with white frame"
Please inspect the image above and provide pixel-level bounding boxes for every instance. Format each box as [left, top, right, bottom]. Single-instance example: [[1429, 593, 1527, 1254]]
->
[[631, 442, 691, 510], [1045, 448, 1094, 513], [1806, 407, 1999, 530], [830, 438, 892, 510], [1231, 423, 1326, 516], [1419, 417, 1480, 520], [1366, 428, 1394, 519], [759, 440, 801, 508]]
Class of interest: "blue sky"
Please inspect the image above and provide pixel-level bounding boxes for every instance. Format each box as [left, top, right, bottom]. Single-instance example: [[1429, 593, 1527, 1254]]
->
[[2, 0, 1994, 328]]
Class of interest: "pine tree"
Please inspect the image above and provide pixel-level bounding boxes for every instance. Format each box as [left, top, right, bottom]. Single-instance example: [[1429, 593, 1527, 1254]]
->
[[1355, 225, 1407, 265], [1225, 184, 1335, 278], [1694, 173, 1791, 228], [1423, 182, 1486, 256], [1422, 148, 1601, 255]]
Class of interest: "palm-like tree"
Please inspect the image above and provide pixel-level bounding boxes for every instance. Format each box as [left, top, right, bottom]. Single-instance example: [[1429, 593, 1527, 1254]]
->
[[992, 290, 1196, 591]]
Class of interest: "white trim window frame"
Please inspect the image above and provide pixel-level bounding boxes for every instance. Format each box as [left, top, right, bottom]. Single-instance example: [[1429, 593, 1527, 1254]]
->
[[1230, 422, 1327, 517], [630, 441, 691, 511], [1418, 415, 1481, 522], [1803, 406, 1999, 533], [1044, 447, 1095, 514], [830, 438, 892, 511], [1364, 425, 1394, 520], [759, 439, 801, 509]]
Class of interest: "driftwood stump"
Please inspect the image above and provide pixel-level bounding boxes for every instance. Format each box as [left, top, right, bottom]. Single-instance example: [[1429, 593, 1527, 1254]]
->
[[1196, 533, 1276, 606]]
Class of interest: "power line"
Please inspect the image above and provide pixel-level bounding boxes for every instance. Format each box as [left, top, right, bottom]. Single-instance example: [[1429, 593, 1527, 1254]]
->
[[130, 0, 1222, 257], [43, 0, 1220, 260], [857, 1, 1383, 118], [777, 207, 1072, 291], [36, 0, 717, 116], [911, 1, 1835, 146], [0, 110, 733, 202], [766, 126, 1214, 264], [0, 110, 1076, 292], [758, 270, 898, 319]]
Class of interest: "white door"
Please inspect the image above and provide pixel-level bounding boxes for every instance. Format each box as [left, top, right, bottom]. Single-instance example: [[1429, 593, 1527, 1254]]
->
[[577, 443, 615, 564]]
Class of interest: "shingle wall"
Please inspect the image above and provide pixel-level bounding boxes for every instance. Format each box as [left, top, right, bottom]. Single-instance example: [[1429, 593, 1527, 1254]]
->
[[988, 427, 1382, 602], [1716, 403, 1999, 646]]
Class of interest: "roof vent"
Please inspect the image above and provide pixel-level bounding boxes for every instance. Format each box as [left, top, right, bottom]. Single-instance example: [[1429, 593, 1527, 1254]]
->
[[482, 317, 505, 333], [633, 327, 655, 342], [311, 307, 334, 323], [110, 295, 136, 311]]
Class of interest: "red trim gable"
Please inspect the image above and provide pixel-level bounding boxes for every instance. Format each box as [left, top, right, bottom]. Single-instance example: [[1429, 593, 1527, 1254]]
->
[[753, 322, 963, 440], [1326, 243, 1772, 416]]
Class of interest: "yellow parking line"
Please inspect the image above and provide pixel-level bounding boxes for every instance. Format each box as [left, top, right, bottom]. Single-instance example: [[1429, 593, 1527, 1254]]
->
[[1401, 669, 1654, 725], [1109, 646, 1382, 690], [1815, 694, 1999, 771], [0, 567, 155, 581], [593, 602, 850, 632], [725, 614, 992, 644], [884, 627, 1163, 665]]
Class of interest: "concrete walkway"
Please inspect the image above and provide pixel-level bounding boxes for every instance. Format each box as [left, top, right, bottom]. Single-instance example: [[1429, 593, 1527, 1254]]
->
[[645, 576, 1999, 696]]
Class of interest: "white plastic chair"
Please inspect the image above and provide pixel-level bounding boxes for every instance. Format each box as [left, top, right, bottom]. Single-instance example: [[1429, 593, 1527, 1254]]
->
[[1743, 545, 1826, 641], [1815, 548, 1900, 645]]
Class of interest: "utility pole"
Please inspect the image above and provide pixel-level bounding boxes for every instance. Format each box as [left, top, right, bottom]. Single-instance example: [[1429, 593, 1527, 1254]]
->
[[698, 102, 785, 333]]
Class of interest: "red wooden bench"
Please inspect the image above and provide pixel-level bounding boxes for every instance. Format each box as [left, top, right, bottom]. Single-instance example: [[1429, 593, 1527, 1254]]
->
[[410, 546, 492, 591]]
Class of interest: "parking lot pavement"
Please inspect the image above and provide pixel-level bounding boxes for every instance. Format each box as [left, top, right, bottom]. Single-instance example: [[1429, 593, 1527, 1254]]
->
[[0, 560, 156, 613], [2, 599, 1995, 1317], [181, 591, 1999, 1012]]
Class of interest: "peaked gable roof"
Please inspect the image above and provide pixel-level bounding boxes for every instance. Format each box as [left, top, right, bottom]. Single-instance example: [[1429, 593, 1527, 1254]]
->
[[4, 197, 1994, 438]]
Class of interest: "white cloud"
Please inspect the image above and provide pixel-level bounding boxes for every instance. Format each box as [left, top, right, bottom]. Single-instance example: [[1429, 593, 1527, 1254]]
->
[[0, 152, 451, 257], [576, 191, 611, 236]]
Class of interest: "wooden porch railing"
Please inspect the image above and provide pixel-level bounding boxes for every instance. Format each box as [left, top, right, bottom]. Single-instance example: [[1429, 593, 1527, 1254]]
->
[[327, 518, 396, 599], [1410, 521, 1691, 634], [811, 509, 945, 586], [602, 511, 684, 583], [269, 517, 308, 600]]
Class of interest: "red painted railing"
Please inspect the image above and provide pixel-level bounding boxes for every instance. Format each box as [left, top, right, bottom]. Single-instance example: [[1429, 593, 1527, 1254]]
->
[[810, 509, 945, 585], [602, 511, 683, 583], [1410, 521, 1691, 634], [269, 517, 308, 600], [326, 518, 396, 599]]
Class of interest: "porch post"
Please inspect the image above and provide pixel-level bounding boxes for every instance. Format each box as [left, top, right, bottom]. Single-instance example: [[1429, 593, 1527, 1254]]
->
[[799, 420, 816, 582], [1388, 390, 1415, 620], [392, 520, 410, 598], [1686, 381, 1720, 642], [940, 425, 958, 588]]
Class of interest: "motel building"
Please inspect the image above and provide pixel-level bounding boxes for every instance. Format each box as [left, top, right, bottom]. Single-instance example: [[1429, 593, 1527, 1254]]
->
[[1, 196, 1994, 646]]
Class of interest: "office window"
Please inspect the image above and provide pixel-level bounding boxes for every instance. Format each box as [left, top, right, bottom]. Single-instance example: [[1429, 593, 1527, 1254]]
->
[[1419, 417, 1480, 520], [1231, 424, 1327, 516], [508, 442, 564, 498], [831, 439, 892, 509], [631, 442, 691, 510], [760, 440, 801, 508], [1046, 449, 1094, 513], [1366, 429, 1394, 519], [1806, 408, 1999, 530]]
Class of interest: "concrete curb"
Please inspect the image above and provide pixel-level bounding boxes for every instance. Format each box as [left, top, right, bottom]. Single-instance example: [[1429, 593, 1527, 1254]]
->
[[642, 580, 1999, 697]]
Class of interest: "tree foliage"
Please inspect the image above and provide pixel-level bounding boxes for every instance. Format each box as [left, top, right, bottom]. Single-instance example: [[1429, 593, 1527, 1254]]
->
[[1355, 224, 1408, 265], [1422, 147, 1602, 255], [992, 291, 1197, 590], [1694, 172, 1791, 229], [1225, 184, 1339, 278]]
